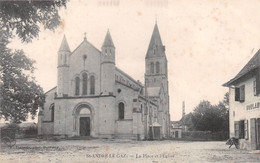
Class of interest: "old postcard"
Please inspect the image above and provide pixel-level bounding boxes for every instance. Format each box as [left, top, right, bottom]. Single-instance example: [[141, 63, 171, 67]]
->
[[0, 0, 260, 162]]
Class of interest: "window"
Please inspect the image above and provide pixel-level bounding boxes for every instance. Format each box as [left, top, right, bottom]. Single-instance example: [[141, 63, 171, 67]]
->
[[50, 104, 54, 122], [150, 62, 154, 74], [118, 102, 124, 120], [156, 61, 160, 74], [254, 80, 257, 96], [75, 77, 80, 95], [90, 75, 95, 95], [235, 85, 245, 102], [82, 73, 88, 95]]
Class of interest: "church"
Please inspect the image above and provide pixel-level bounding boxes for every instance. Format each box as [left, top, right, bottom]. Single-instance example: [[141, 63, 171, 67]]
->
[[38, 23, 170, 139]]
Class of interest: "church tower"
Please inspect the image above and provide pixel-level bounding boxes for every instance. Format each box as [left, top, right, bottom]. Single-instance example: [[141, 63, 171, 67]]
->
[[145, 23, 170, 138], [101, 30, 115, 95], [57, 35, 71, 97], [145, 23, 168, 94]]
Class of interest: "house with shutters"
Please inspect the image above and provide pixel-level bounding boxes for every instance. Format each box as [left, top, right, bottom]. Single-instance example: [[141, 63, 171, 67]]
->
[[223, 49, 260, 150], [37, 23, 171, 139]]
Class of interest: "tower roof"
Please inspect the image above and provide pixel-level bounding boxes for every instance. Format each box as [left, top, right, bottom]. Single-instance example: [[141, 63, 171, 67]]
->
[[102, 30, 115, 48], [59, 35, 71, 52], [146, 23, 165, 58]]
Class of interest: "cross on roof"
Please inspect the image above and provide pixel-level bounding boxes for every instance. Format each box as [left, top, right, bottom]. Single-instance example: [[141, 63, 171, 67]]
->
[[84, 32, 87, 40]]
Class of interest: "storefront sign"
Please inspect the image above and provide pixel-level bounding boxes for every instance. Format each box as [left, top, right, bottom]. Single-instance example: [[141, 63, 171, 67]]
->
[[246, 102, 260, 111]]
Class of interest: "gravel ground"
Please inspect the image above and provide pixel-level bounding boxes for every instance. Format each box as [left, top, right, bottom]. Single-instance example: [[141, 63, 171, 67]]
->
[[1, 139, 260, 163]]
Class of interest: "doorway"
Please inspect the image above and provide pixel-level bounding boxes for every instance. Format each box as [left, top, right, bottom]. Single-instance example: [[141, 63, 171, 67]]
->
[[80, 117, 90, 136]]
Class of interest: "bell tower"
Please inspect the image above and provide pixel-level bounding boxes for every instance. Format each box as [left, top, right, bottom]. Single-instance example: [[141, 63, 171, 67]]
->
[[101, 30, 115, 95], [145, 23, 168, 94], [57, 35, 71, 97]]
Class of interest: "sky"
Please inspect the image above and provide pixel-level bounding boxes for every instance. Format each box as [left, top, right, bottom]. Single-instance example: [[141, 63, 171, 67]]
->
[[8, 0, 260, 121]]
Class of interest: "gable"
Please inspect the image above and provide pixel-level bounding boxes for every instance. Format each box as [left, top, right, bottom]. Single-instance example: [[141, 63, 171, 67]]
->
[[69, 40, 101, 82]]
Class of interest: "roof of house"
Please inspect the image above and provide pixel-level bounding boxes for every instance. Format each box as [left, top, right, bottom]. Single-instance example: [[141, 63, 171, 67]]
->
[[223, 49, 260, 87]]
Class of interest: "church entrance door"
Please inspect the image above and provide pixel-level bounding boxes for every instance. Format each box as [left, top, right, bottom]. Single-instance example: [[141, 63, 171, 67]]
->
[[80, 117, 90, 136]]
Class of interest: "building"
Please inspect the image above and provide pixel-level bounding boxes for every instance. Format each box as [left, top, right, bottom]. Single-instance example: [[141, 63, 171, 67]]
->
[[223, 49, 260, 150], [170, 121, 182, 138], [38, 23, 171, 139]]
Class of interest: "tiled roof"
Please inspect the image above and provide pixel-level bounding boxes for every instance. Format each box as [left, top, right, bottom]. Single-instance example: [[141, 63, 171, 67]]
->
[[223, 49, 260, 87]]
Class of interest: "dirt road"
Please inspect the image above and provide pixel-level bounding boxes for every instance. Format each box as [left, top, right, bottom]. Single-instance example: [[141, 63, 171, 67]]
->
[[1, 139, 259, 162]]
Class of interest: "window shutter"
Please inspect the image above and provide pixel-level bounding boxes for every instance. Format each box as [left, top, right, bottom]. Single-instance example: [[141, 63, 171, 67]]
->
[[234, 121, 239, 138], [256, 68, 260, 95], [240, 85, 245, 102], [239, 120, 245, 139], [250, 118, 257, 149], [244, 120, 248, 140], [235, 87, 240, 101]]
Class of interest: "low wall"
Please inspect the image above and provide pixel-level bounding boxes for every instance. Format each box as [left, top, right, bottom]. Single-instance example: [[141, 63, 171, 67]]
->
[[182, 131, 229, 141]]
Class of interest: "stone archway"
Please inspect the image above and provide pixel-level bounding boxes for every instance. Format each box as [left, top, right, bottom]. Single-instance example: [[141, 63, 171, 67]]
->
[[72, 103, 93, 136]]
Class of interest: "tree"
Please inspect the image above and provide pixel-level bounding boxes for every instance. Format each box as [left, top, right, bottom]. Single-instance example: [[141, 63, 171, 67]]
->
[[180, 113, 194, 131], [0, 0, 68, 123], [192, 100, 223, 132], [217, 92, 229, 132], [191, 93, 229, 132], [0, 0, 67, 42]]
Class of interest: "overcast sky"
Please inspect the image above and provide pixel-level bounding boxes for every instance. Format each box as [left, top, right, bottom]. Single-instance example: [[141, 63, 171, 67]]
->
[[9, 0, 260, 121]]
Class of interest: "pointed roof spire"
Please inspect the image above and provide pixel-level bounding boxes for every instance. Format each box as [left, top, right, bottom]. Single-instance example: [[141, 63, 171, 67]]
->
[[59, 35, 71, 52], [102, 29, 115, 48], [146, 23, 164, 58]]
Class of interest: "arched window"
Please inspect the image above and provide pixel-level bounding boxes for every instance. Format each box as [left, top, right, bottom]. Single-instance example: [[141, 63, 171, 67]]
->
[[156, 61, 160, 74], [50, 104, 54, 122], [90, 75, 95, 95], [75, 77, 80, 95], [82, 73, 88, 95], [150, 62, 154, 74], [118, 102, 125, 120]]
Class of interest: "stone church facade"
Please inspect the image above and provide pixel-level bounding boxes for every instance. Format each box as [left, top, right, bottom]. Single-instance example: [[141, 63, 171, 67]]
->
[[38, 23, 170, 139]]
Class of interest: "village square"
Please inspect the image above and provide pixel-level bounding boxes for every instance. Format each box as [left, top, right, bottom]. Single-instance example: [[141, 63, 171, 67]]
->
[[1, 0, 260, 162]]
